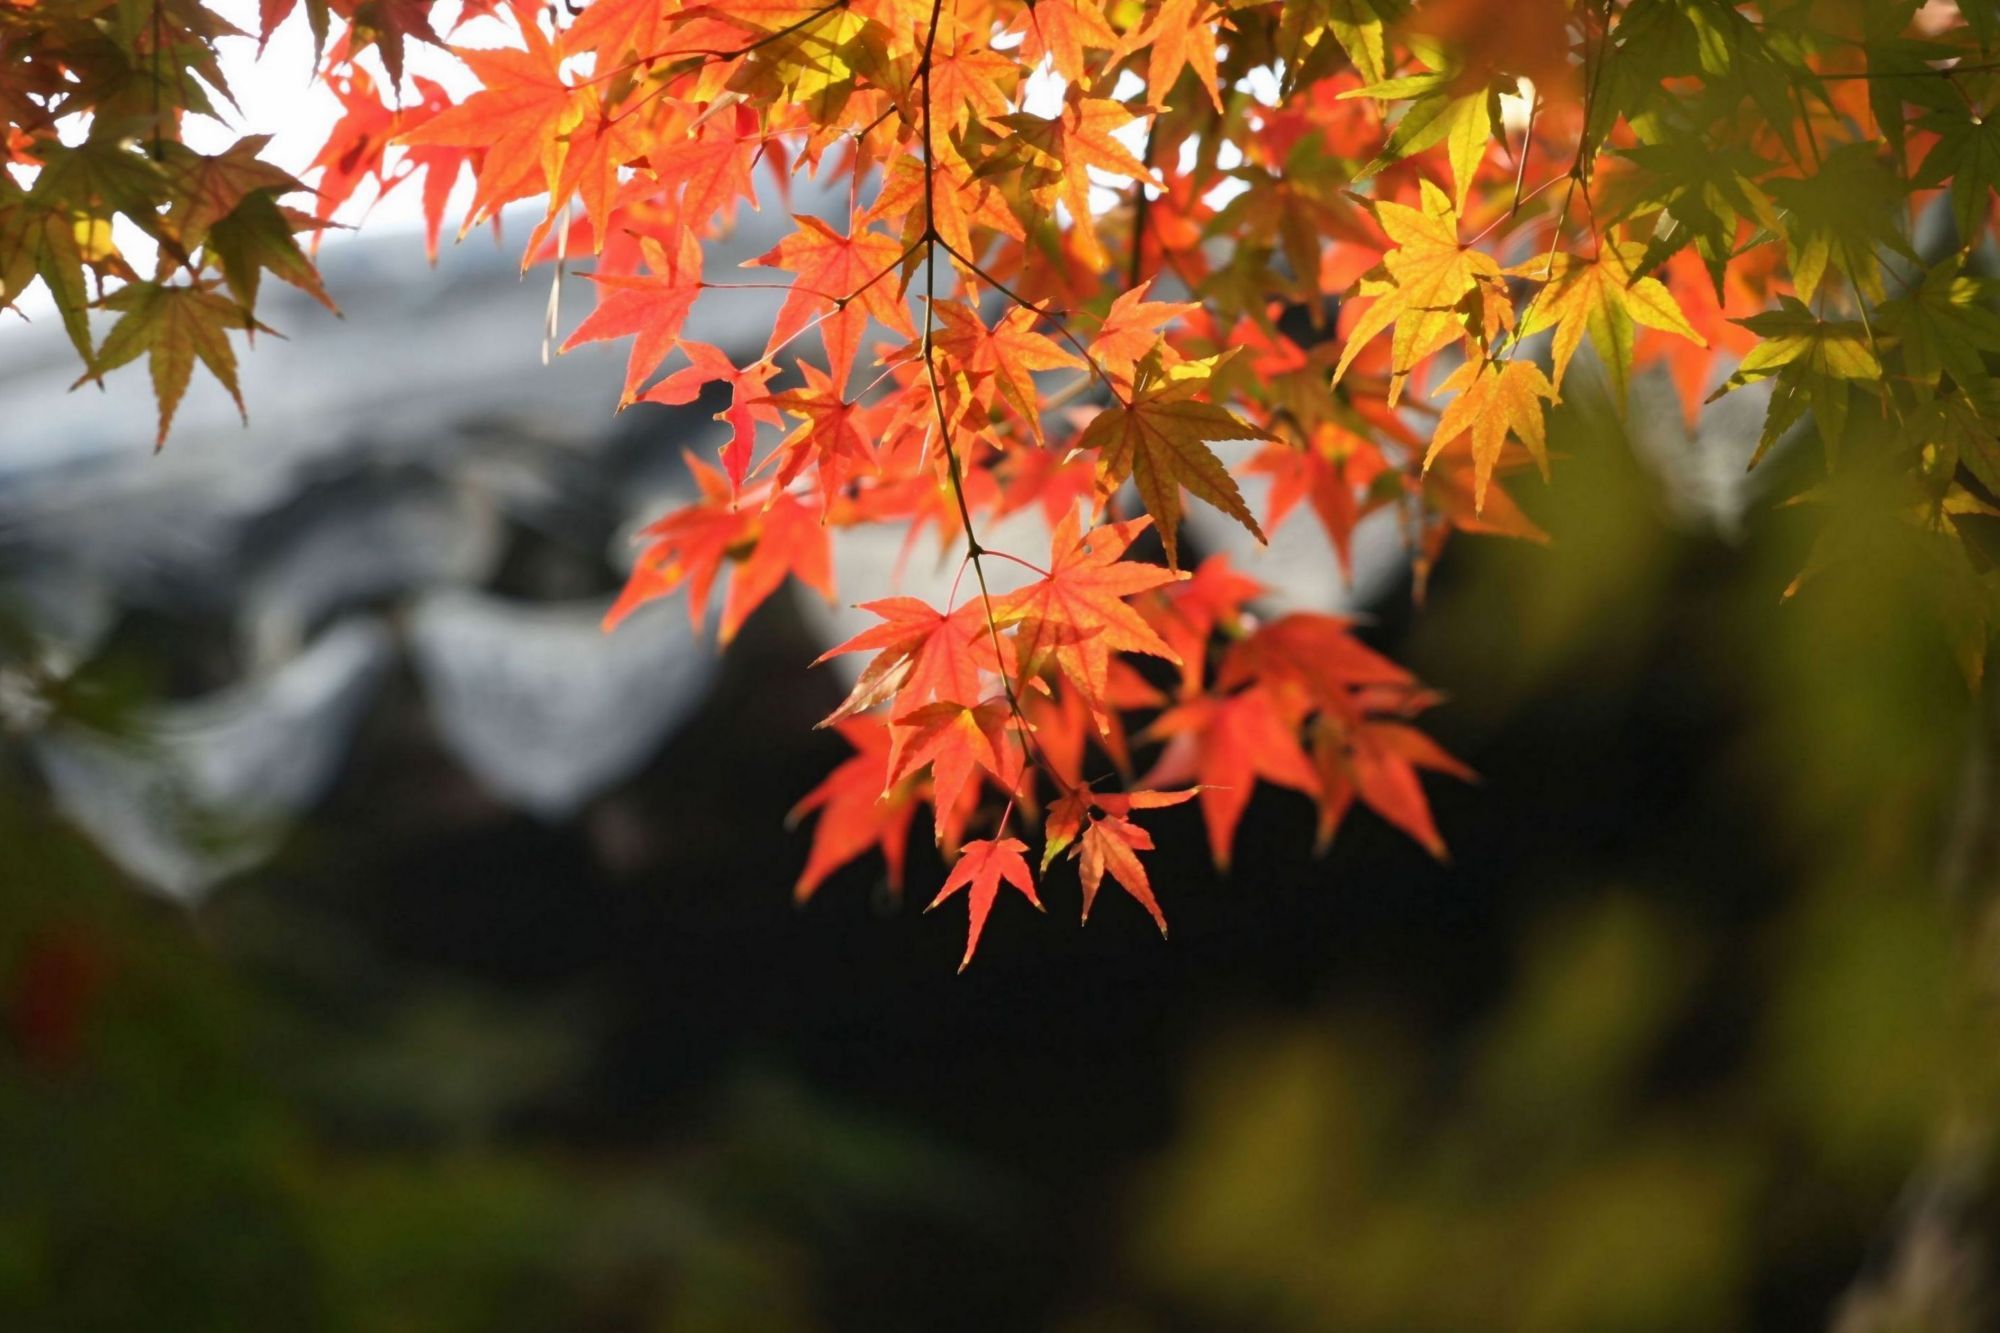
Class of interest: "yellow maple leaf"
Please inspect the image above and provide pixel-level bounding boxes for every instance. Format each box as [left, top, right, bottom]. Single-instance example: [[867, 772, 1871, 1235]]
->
[[1334, 177, 1504, 404], [1508, 241, 1706, 410], [1426, 357, 1559, 513]]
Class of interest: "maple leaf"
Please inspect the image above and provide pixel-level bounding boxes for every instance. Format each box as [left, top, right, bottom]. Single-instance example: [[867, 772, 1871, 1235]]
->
[[1216, 612, 1415, 705], [995, 512, 1181, 721], [81, 280, 268, 447], [1707, 299, 1882, 464], [747, 216, 914, 390], [306, 70, 397, 225], [1508, 242, 1706, 412], [1079, 348, 1271, 569], [1089, 280, 1197, 379], [1139, 0, 1224, 112], [1148, 552, 1265, 693], [1333, 178, 1504, 403], [812, 596, 996, 725], [638, 340, 783, 493], [547, 93, 652, 242], [994, 94, 1160, 268], [608, 453, 833, 643], [399, 17, 580, 228], [1876, 257, 2000, 395], [1426, 357, 1558, 514], [1247, 424, 1390, 579], [1042, 785, 1196, 868], [1014, 0, 1123, 84], [791, 717, 919, 902], [1145, 686, 1320, 869], [1915, 105, 2000, 244], [933, 300, 1081, 444], [928, 836, 1041, 971], [1022, 667, 1160, 787], [1767, 143, 1913, 307], [651, 102, 765, 234], [562, 228, 703, 404], [887, 699, 1023, 840], [927, 33, 1021, 131], [160, 136, 303, 252], [1079, 813, 1168, 935], [1346, 71, 1492, 213], [1311, 715, 1474, 858], [757, 362, 877, 505], [561, 0, 677, 63], [205, 192, 336, 315]]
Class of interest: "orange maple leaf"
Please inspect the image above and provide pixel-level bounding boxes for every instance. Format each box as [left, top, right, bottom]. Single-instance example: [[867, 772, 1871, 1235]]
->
[[400, 15, 579, 228], [996, 511, 1181, 722], [1088, 279, 1196, 379], [608, 453, 833, 643], [562, 227, 703, 404], [933, 299, 1081, 445], [1013, 0, 1122, 85], [791, 717, 918, 902], [1145, 685, 1321, 869], [812, 596, 997, 725], [756, 362, 877, 506], [637, 340, 782, 494], [1426, 356, 1558, 513], [1079, 813, 1167, 934], [928, 836, 1040, 971], [747, 215, 915, 389], [887, 699, 1024, 840], [1311, 715, 1475, 858]]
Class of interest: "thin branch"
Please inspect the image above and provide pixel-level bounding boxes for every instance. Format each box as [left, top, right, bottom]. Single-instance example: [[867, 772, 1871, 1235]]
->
[[937, 238, 1129, 406], [917, 0, 1062, 797]]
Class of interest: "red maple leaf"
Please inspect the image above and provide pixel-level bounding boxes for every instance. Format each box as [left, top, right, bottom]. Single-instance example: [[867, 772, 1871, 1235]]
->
[[746, 216, 915, 390], [1311, 715, 1474, 857], [813, 596, 998, 726], [562, 227, 703, 404], [638, 340, 783, 494], [756, 362, 878, 506], [887, 699, 1024, 840], [1145, 684, 1321, 868], [996, 511, 1181, 723], [928, 836, 1040, 970], [608, 454, 833, 643], [791, 717, 919, 902]]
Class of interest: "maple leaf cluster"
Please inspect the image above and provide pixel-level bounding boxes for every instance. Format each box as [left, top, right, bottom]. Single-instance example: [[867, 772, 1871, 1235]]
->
[[15, 0, 2000, 962]]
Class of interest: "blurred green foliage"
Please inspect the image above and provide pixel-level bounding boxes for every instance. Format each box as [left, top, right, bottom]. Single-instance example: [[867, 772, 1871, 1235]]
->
[[1121, 397, 2000, 1332]]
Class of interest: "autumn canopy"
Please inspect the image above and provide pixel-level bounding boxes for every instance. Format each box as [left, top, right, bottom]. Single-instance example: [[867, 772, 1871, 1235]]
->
[[6, 0, 2000, 964]]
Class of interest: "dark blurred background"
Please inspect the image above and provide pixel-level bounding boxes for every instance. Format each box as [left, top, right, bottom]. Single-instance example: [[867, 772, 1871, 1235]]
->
[[2, 225, 1996, 1332]]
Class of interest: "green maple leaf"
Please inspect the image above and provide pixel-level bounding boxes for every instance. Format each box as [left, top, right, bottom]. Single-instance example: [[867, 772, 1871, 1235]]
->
[[1766, 142, 1914, 306], [1914, 105, 2000, 245], [1708, 297, 1882, 465], [79, 280, 272, 447], [1877, 257, 2000, 396], [205, 192, 336, 314], [1908, 392, 2000, 504], [1609, 137, 1781, 291], [1278, 0, 1407, 91], [1346, 71, 1496, 213], [0, 184, 93, 362]]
